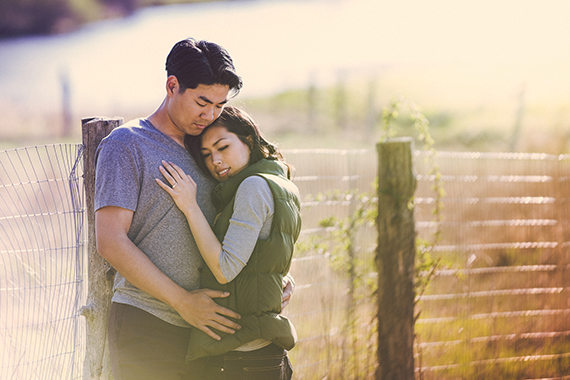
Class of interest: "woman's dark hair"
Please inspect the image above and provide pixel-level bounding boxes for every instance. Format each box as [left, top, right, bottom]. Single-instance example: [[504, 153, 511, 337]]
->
[[165, 38, 243, 96], [185, 106, 292, 177]]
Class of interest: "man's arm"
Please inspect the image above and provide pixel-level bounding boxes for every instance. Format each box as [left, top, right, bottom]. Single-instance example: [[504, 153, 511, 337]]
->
[[95, 206, 241, 340]]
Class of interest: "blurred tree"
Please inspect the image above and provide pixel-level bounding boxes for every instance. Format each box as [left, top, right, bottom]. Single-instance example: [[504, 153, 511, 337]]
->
[[0, 0, 214, 38], [100, 0, 137, 16], [0, 0, 72, 37]]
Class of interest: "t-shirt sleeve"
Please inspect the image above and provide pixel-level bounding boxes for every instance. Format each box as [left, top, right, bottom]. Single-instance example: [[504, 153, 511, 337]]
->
[[94, 138, 141, 212], [219, 176, 274, 282]]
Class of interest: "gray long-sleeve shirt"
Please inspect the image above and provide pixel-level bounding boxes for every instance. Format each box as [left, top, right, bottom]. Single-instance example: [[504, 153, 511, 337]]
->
[[217, 174, 278, 352], [218, 175, 274, 282]]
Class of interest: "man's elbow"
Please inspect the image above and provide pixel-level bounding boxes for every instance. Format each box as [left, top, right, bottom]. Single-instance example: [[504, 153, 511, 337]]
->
[[95, 234, 114, 261], [95, 223, 123, 262], [95, 206, 133, 262]]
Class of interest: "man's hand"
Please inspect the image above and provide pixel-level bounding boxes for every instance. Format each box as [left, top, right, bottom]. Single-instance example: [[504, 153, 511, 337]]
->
[[175, 289, 241, 341], [96, 207, 241, 341], [281, 275, 295, 310]]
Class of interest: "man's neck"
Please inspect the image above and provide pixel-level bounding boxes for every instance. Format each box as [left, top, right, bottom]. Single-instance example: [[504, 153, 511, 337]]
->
[[147, 100, 185, 147]]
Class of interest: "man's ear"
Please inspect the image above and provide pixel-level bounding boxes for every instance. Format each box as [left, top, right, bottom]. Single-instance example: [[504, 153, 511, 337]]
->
[[166, 75, 179, 96]]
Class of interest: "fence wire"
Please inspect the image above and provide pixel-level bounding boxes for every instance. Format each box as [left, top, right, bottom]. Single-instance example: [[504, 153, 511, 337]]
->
[[0, 144, 85, 380], [285, 149, 570, 379], [3, 145, 570, 379], [415, 151, 570, 379], [282, 149, 378, 379]]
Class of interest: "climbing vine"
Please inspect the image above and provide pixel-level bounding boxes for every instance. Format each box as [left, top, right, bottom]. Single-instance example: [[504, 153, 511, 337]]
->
[[381, 95, 446, 302], [293, 96, 446, 377]]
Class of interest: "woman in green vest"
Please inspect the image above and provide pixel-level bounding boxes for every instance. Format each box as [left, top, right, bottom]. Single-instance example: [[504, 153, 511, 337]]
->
[[156, 106, 301, 379]]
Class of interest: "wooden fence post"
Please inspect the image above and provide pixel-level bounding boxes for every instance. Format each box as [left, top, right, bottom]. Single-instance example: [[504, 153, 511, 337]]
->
[[376, 137, 417, 379], [81, 117, 123, 380]]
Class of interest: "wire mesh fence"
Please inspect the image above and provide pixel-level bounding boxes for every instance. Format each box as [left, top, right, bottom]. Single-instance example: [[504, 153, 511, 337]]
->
[[284, 149, 570, 379], [0, 144, 85, 380], [414, 151, 570, 379], [283, 149, 378, 379], [2, 145, 570, 379]]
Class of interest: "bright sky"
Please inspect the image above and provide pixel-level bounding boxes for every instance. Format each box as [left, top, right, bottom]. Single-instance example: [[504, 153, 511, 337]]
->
[[0, 0, 569, 115]]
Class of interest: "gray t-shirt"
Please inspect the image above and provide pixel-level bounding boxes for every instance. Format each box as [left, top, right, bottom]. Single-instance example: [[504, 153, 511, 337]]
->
[[95, 118, 217, 327]]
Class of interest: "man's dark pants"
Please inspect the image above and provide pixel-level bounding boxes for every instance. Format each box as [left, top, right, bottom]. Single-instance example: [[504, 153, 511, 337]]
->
[[108, 303, 293, 380], [108, 303, 198, 380]]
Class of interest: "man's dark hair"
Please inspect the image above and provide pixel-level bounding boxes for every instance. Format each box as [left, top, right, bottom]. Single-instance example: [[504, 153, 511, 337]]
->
[[165, 38, 243, 96]]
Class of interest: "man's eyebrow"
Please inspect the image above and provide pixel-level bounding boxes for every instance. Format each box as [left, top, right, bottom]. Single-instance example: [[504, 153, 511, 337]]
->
[[198, 96, 228, 105]]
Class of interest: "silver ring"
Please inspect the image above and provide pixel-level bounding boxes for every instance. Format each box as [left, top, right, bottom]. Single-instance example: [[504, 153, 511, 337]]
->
[[172, 183, 177, 189]]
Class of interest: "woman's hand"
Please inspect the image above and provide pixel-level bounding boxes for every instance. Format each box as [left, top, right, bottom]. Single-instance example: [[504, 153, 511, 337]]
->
[[157, 161, 227, 284], [156, 160, 198, 213]]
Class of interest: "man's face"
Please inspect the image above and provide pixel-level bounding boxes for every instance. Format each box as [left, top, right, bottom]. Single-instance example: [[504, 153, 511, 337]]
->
[[168, 83, 230, 137]]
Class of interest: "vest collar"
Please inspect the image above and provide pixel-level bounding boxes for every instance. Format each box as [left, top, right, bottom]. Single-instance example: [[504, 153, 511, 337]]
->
[[212, 159, 287, 212]]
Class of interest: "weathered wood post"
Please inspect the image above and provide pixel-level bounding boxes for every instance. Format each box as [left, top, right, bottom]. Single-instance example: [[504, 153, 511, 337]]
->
[[81, 117, 123, 380], [376, 137, 417, 379]]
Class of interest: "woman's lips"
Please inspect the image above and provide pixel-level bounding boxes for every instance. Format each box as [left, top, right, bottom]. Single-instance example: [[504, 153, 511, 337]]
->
[[217, 168, 229, 178]]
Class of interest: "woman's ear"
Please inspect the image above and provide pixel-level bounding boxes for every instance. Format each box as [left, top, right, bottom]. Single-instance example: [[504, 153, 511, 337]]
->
[[246, 135, 254, 151]]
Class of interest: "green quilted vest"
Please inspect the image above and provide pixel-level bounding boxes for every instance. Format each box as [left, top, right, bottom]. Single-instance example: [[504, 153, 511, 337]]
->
[[186, 159, 302, 361]]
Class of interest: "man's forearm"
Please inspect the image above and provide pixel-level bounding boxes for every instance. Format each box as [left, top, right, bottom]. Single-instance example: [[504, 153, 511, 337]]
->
[[96, 219, 186, 310], [95, 206, 188, 310]]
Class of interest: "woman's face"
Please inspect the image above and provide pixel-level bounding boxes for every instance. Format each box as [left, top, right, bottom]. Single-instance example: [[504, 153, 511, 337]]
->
[[200, 124, 251, 182]]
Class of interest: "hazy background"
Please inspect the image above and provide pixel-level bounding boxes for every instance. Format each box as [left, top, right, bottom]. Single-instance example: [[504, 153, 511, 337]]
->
[[1, 0, 569, 152]]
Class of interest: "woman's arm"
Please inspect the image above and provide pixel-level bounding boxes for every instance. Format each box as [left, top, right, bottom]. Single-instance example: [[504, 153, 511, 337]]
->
[[217, 176, 273, 282], [156, 161, 273, 285], [156, 161, 228, 283], [157, 161, 296, 309]]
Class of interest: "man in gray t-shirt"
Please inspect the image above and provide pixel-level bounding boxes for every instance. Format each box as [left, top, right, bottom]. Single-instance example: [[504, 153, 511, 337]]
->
[[95, 39, 244, 380], [96, 118, 220, 327]]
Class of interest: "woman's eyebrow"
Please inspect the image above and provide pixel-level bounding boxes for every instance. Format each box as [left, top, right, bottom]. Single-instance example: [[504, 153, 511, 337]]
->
[[212, 138, 227, 147], [201, 138, 228, 151]]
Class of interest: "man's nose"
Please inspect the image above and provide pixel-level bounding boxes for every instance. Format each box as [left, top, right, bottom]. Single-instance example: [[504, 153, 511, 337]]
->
[[201, 106, 215, 121]]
